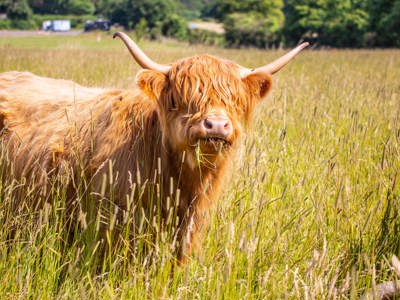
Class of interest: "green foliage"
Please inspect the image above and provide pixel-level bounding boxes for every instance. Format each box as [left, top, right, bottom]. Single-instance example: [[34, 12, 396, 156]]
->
[[91, 0, 111, 15], [0, 19, 11, 29], [367, 0, 393, 30], [161, 14, 188, 41], [28, 0, 94, 15], [282, 0, 400, 47], [0, 0, 399, 49], [134, 18, 148, 41], [179, 0, 217, 19], [107, 0, 176, 29], [10, 18, 37, 29], [283, 0, 369, 47], [214, 0, 284, 21], [378, 0, 400, 47], [179, 0, 202, 19], [6, 0, 32, 20], [224, 12, 281, 48], [187, 28, 224, 46], [67, 0, 95, 15], [200, 0, 218, 19], [0, 0, 8, 13], [4, 0, 37, 29], [149, 22, 162, 40], [214, 0, 284, 48], [367, 0, 400, 47], [106, 0, 187, 40], [28, 0, 64, 14]]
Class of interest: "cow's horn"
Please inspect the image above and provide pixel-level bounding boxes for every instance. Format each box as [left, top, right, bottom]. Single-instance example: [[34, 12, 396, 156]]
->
[[241, 42, 309, 77], [113, 32, 171, 74]]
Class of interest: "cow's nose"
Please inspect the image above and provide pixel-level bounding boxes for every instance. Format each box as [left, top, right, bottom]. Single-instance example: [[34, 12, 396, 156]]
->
[[203, 115, 233, 138]]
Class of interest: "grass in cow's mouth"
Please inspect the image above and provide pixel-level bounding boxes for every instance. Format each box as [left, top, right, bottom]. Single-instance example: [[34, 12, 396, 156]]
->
[[201, 137, 231, 149]]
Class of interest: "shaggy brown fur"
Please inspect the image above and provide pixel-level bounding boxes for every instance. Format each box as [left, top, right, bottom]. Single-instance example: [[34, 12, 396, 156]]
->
[[0, 55, 272, 261]]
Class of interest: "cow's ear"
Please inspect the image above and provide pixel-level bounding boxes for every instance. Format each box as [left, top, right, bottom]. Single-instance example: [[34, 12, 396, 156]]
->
[[136, 69, 168, 100], [242, 72, 272, 100]]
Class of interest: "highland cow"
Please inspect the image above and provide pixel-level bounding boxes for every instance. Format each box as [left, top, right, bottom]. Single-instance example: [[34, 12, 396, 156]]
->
[[0, 32, 308, 262]]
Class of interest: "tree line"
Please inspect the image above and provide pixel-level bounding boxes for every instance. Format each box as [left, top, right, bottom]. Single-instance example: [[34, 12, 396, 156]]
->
[[0, 0, 399, 47]]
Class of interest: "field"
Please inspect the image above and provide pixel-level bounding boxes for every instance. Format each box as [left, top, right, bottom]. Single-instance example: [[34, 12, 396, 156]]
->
[[0, 33, 399, 299]]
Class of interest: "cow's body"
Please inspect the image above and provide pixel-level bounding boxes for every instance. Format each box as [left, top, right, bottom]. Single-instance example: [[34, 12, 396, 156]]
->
[[0, 34, 308, 262], [0, 66, 236, 260]]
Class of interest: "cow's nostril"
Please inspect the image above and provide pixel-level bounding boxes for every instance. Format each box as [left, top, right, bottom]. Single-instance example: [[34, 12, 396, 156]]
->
[[204, 118, 213, 129]]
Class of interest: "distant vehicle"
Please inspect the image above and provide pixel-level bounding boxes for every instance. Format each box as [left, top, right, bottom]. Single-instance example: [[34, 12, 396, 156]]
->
[[84, 20, 111, 32], [42, 20, 71, 32]]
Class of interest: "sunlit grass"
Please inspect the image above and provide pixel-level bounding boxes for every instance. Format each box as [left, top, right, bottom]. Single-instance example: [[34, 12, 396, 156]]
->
[[0, 34, 399, 299]]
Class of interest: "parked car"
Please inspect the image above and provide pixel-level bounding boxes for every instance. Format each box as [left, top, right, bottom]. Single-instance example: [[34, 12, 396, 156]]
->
[[42, 20, 71, 32], [84, 19, 111, 32]]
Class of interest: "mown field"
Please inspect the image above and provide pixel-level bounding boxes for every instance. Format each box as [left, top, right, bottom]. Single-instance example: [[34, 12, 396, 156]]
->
[[0, 33, 399, 299]]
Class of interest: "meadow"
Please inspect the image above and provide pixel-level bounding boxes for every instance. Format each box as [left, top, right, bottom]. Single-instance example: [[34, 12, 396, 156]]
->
[[0, 33, 399, 299]]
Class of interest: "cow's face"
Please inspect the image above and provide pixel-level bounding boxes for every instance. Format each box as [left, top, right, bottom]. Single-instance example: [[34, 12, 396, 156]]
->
[[136, 55, 272, 169]]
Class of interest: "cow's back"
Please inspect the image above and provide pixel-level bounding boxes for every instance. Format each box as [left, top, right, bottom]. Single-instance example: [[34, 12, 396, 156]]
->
[[0, 71, 109, 184], [0, 71, 103, 103], [0, 71, 105, 122]]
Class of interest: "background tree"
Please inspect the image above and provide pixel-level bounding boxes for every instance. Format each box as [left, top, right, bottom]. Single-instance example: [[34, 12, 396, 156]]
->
[[106, 0, 187, 40], [28, 0, 94, 15], [4, 0, 37, 29], [107, 0, 175, 29], [161, 13, 188, 41], [91, 0, 111, 15], [283, 0, 368, 47], [67, 0, 95, 15], [28, 0, 67, 14], [179, 0, 202, 19], [213, 0, 284, 47], [367, 0, 400, 47], [0, 0, 8, 13], [7, 0, 32, 19], [224, 12, 281, 48], [1, 0, 399, 47], [214, 0, 283, 21]]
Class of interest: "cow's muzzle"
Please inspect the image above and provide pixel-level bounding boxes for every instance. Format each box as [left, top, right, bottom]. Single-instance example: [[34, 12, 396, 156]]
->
[[189, 114, 233, 151]]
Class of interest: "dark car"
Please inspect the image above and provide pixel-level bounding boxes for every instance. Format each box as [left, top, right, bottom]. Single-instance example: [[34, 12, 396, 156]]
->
[[84, 19, 111, 32]]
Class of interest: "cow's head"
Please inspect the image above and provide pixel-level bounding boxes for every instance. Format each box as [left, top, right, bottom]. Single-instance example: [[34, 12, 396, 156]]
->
[[114, 32, 308, 169]]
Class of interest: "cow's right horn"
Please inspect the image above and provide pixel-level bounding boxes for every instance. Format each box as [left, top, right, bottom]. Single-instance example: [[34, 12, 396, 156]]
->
[[113, 32, 171, 74], [240, 42, 309, 77]]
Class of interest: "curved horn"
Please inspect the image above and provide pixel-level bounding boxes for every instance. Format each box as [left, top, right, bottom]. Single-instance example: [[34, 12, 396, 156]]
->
[[241, 42, 309, 77], [113, 32, 171, 74]]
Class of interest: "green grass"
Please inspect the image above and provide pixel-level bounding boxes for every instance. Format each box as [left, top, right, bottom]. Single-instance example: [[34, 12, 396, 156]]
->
[[0, 34, 399, 299]]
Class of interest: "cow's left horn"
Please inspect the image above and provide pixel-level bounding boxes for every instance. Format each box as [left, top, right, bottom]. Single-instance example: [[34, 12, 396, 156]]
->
[[241, 42, 309, 77], [113, 32, 171, 74]]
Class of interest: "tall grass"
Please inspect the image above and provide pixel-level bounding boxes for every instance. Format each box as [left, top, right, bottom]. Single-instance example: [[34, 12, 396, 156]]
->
[[0, 34, 399, 299]]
